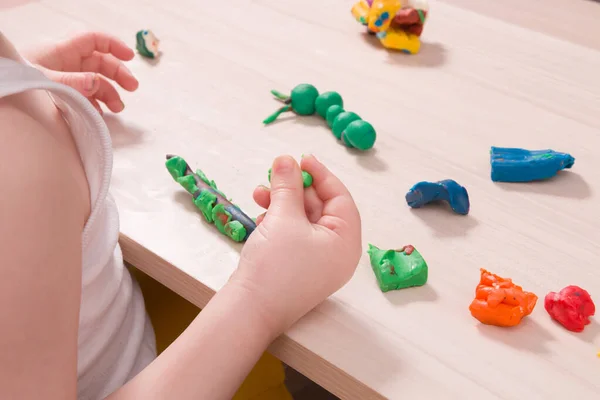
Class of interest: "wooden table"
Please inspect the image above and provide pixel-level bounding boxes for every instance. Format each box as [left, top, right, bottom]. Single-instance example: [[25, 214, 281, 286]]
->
[[3, 0, 600, 398]]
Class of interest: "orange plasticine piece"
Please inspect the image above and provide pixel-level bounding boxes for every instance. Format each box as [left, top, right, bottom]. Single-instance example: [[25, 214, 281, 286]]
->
[[469, 269, 538, 327]]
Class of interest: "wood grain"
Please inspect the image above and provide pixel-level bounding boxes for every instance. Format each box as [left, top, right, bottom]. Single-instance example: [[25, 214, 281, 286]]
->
[[2, 0, 600, 398]]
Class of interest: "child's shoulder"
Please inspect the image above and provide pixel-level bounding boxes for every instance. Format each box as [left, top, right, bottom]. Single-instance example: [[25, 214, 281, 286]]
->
[[0, 99, 90, 222]]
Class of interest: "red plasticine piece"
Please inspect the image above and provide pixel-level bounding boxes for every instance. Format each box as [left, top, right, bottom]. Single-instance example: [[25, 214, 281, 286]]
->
[[544, 286, 595, 332]]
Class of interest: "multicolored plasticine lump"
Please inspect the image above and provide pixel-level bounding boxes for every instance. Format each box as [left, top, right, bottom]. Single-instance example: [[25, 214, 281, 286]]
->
[[545, 285, 595, 333], [405, 179, 470, 215], [262, 84, 377, 151], [368, 244, 428, 292], [136, 30, 160, 59], [165, 155, 256, 242], [469, 269, 538, 327], [351, 0, 429, 54], [490, 146, 575, 182]]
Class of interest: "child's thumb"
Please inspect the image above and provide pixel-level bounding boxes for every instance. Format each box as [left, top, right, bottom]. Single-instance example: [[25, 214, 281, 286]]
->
[[44, 69, 100, 97], [269, 156, 305, 219]]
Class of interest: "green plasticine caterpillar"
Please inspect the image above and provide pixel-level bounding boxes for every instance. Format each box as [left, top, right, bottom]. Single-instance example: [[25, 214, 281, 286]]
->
[[165, 155, 256, 242], [262, 84, 377, 151]]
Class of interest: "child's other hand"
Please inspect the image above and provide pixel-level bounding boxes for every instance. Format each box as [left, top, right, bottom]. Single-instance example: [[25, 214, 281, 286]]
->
[[232, 155, 362, 336], [25, 32, 138, 115]]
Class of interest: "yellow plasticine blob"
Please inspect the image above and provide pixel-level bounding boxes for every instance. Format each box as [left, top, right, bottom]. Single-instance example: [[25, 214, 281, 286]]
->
[[351, 0, 371, 24], [367, 0, 402, 33], [378, 28, 421, 53]]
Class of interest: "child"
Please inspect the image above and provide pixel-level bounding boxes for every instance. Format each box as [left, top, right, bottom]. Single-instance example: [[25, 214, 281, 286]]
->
[[0, 31, 362, 400]]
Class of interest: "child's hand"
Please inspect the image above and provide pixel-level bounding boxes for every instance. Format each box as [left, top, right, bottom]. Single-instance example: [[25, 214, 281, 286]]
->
[[232, 155, 362, 335], [25, 32, 139, 114]]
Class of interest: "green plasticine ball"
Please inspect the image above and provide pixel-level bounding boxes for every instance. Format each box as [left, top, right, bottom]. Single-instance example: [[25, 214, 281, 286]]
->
[[325, 105, 344, 128], [315, 92, 343, 118], [301, 171, 313, 188], [331, 111, 361, 139], [291, 84, 319, 115], [343, 120, 377, 150]]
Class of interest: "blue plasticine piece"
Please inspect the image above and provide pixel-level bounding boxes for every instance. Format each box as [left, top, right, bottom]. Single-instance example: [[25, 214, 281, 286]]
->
[[405, 179, 470, 215], [490, 146, 575, 182]]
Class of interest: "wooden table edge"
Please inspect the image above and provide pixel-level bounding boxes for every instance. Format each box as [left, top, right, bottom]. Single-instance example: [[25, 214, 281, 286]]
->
[[119, 233, 386, 400]]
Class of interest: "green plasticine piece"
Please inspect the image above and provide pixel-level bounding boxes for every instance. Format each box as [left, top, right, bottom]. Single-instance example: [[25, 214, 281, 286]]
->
[[332, 112, 361, 139], [263, 84, 319, 124], [136, 30, 159, 59], [315, 91, 343, 118], [212, 203, 232, 235], [326, 105, 344, 128], [194, 190, 217, 222], [302, 171, 313, 188], [290, 84, 319, 115], [343, 120, 377, 151], [225, 220, 247, 242], [268, 167, 313, 188], [165, 156, 187, 180], [368, 244, 428, 292], [176, 175, 199, 194]]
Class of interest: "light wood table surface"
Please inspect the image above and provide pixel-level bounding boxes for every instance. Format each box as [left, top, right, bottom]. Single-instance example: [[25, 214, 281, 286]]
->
[[3, 0, 600, 399]]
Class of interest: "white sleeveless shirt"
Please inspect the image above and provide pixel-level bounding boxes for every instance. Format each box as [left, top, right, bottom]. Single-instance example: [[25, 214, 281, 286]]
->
[[0, 58, 156, 399]]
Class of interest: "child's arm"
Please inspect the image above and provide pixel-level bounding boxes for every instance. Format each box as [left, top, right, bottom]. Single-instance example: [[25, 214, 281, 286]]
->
[[109, 155, 362, 400], [0, 102, 88, 399]]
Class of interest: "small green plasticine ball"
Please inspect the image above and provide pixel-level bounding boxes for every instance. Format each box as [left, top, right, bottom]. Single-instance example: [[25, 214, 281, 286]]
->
[[315, 92, 343, 118], [301, 171, 313, 187], [331, 111, 361, 139], [291, 84, 319, 115], [343, 120, 377, 150], [325, 105, 344, 128]]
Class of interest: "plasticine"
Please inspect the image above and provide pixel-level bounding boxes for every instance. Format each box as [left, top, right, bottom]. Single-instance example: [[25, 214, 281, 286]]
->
[[405, 179, 470, 215], [490, 146, 575, 182], [368, 244, 428, 292], [544, 285, 595, 332], [469, 269, 538, 327], [166, 155, 255, 242]]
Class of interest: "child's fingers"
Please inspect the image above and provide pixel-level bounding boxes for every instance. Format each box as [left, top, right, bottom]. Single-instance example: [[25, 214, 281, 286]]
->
[[254, 184, 323, 223], [267, 156, 306, 219], [68, 32, 134, 61], [88, 97, 103, 115], [301, 155, 352, 203], [300, 155, 360, 235], [93, 76, 125, 113], [41, 68, 100, 97], [81, 52, 138, 91], [255, 213, 266, 226], [304, 186, 324, 223], [253, 185, 271, 209]]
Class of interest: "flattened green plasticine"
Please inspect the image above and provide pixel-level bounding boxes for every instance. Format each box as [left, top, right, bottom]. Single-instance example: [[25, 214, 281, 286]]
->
[[368, 244, 428, 292], [194, 190, 217, 223], [176, 175, 199, 193], [166, 156, 187, 179], [315, 91, 343, 118], [225, 221, 247, 242], [212, 203, 232, 235]]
